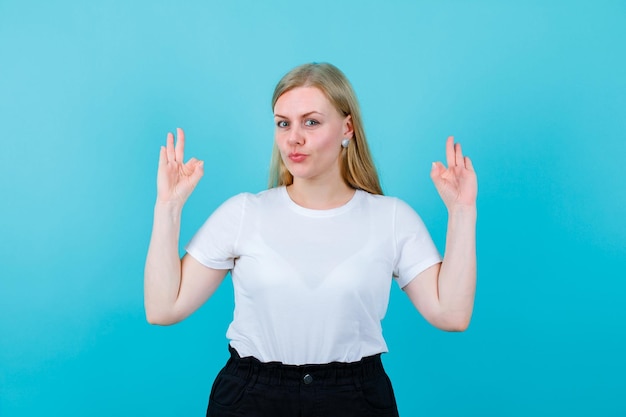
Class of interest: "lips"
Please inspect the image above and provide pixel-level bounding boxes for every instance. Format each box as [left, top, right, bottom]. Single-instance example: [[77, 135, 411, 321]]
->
[[288, 153, 307, 163]]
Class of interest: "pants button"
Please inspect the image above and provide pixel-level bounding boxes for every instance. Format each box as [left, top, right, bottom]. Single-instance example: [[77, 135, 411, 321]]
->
[[303, 374, 313, 384]]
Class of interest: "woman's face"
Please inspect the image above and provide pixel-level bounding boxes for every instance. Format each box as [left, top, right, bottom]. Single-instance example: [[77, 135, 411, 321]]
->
[[273, 86, 353, 185]]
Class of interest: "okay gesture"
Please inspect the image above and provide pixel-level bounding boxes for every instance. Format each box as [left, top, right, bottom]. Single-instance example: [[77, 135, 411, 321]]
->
[[156, 128, 204, 206], [430, 136, 478, 211]]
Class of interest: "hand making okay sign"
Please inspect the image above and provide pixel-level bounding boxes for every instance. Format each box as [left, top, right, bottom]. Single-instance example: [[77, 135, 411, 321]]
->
[[156, 128, 204, 206], [430, 136, 478, 211]]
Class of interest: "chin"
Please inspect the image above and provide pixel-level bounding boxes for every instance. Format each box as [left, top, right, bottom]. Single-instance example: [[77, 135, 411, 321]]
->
[[285, 165, 311, 178]]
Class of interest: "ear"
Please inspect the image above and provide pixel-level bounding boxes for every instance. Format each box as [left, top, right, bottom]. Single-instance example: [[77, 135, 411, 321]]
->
[[342, 115, 354, 139]]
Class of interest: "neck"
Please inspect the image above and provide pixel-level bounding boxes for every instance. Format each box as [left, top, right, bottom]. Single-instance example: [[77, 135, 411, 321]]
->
[[287, 179, 355, 210]]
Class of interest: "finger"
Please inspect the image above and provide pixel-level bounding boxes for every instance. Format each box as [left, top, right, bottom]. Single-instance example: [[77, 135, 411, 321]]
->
[[464, 156, 474, 171], [455, 142, 464, 167], [158, 146, 167, 167], [190, 160, 204, 183], [430, 161, 445, 180], [184, 159, 204, 187], [175, 127, 185, 163], [445, 136, 455, 167], [430, 162, 449, 193], [185, 157, 199, 169], [166, 132, 176, 162]]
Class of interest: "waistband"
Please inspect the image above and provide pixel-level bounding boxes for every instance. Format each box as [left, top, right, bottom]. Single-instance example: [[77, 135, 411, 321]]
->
[[223, 345, 386, 388]]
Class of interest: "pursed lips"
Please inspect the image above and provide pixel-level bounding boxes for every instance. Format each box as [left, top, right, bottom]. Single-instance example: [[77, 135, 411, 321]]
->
[[288, 152, 307, 162]]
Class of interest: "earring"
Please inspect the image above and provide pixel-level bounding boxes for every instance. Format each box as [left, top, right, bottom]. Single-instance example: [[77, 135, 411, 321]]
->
[[341, 138, 350, 148]]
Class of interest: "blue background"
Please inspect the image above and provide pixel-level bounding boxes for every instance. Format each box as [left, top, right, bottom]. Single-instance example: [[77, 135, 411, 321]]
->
[[1, 1, 625, 415]]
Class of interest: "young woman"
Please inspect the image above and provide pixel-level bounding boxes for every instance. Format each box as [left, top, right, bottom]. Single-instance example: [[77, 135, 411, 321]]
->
[[144, 63, 477, 417]]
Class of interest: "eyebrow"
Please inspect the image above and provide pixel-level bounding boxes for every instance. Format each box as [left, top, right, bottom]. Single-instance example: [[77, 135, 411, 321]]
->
[[274, 111, 325, 119]]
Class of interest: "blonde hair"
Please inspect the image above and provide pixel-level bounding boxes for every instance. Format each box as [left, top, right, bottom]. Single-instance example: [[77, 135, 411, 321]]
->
[[268, 63, 383, 195]]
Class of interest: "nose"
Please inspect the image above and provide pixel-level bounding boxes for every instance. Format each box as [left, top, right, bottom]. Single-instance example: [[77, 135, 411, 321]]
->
[[287, 126, 304, 146]]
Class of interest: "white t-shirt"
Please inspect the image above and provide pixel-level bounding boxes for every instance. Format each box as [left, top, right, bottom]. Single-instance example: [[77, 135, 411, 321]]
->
[[186, 186, 441, 365]]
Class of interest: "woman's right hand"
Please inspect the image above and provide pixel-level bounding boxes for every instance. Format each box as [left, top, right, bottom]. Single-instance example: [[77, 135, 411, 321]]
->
[[156, 128, 204, 206]]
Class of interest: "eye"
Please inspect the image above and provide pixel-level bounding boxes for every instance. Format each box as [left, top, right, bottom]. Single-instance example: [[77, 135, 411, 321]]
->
[[304, 119, 319, 127], [276, 120, 289, 128]]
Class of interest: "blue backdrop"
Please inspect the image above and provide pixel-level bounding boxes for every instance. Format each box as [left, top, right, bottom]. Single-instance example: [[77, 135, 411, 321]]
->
[[1, 1, 625, 416]]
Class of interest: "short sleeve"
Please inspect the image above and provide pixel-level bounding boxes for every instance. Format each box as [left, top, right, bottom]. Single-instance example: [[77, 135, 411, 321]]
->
[[185, 193, 247, 270], [393, 199, 442, 288]]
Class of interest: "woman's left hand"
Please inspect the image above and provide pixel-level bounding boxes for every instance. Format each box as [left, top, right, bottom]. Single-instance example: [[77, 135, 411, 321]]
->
[[430, 136, 478, 211]]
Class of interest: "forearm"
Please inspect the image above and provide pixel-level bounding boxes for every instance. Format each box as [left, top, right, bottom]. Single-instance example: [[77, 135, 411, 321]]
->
[[437, 205, 477, 330], [144, 201, 184, 324]]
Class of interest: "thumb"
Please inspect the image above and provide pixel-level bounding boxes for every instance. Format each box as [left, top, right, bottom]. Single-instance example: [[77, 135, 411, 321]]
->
[[430, 162, 449, 194], [190, 160, 204, 183], [430, 162, 445, 181]]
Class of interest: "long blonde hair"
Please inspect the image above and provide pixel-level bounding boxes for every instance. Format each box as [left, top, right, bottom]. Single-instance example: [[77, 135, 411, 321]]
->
[[268, 63, 383, 195]]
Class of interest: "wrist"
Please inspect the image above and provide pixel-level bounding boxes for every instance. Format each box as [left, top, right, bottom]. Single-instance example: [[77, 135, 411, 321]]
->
[[447, 204, 477, 220], [154, 199, 184, 217]]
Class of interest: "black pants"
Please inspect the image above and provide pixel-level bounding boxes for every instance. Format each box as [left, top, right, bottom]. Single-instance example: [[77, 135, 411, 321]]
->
[[206, 346, 400, 417]]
